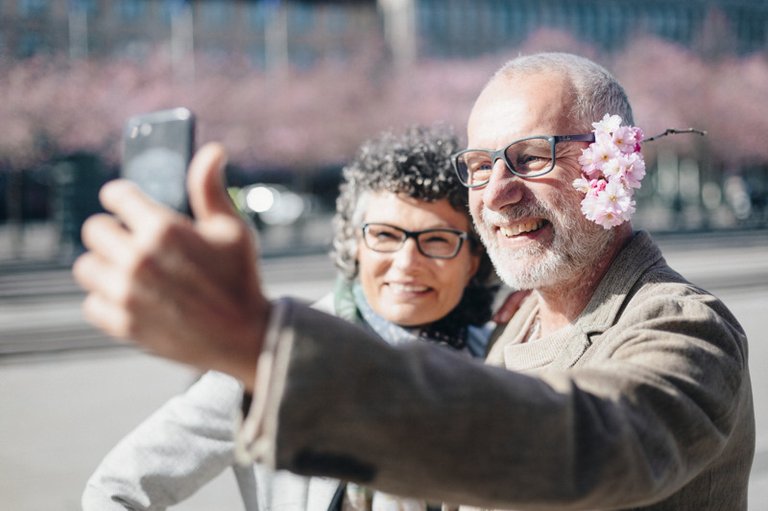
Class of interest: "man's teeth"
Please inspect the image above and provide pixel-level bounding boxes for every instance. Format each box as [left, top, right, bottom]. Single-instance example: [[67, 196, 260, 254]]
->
[[389, 283, 429, 293], [500, 220, 545, 237]]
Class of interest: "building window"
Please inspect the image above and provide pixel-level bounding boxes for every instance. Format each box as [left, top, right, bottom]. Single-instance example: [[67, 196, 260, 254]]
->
[[18, 31, 46, 57], [18, 0, 49, 17], [291, 45, 317, 69], [248, 41, 266, 70], [325, 5, 347, 34], [248, 1, 274, 30], [161, 0, 187, 26], [72, 0, 99, 16], [290, 2, 315, 33], [118, 0, 147, 21], [198, 0, 235, 27]]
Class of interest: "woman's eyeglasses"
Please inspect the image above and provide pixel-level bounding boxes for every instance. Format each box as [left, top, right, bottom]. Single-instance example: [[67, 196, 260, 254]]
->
[[361, 223, 468, 259]]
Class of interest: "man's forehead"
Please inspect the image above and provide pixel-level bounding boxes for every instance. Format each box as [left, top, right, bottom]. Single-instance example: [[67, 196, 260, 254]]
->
[[467, 71, 575, 145]]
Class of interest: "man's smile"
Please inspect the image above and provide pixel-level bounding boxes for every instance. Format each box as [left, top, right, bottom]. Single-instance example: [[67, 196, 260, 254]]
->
[[499, 219, 548, 238]]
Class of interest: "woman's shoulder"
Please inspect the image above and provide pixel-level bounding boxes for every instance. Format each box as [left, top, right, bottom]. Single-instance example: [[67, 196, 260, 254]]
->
[[311, 292, 336, 314]]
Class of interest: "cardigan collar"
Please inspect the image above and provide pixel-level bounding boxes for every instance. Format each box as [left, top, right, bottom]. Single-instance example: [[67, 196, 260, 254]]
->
[[575, 230, 664, 334], [488, 230, 665, 371]]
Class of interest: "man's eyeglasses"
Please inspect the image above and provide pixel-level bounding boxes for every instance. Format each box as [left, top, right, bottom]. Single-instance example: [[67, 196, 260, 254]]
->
[[452, 134, 595, 188], [361, 223, 468, 259]]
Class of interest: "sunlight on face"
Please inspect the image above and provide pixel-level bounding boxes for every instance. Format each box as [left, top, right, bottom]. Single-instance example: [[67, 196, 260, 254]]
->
[[467, 71, 614, 290], [356, 192, 480, 326], [477, 185, 613, 290]]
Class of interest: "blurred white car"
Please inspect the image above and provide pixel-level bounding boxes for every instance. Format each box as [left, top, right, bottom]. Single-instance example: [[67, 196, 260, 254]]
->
[[235, 183, 309, 227]]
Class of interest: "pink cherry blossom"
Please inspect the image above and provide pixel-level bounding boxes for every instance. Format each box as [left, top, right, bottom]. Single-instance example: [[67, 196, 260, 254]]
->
[[598, 179, 634, 212], [579, 139, 619, 177], [573, 114, 646, 229], [577, 146, 602, 177], [601, 157, 622, 179], [632, 126, 645, 151], [592, 114, 622, 135], [572, 177, 591, 193], [579, 189, 602, 221], [621, 152, 646, 189], [612, 125, 640, 154]]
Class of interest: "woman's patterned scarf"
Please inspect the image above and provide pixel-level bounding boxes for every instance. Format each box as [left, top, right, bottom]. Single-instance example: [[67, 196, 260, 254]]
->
[[331, 275, 471, 511], [333, 276, 469, 352]]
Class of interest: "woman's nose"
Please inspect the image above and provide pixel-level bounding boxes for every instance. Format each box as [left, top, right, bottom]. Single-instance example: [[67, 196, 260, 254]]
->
[[392, 237, 424, 268], [482, 158, 524, 211]]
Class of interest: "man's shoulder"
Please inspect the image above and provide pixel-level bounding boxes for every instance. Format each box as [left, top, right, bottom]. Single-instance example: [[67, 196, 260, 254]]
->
[[597, 230, 738, 329], [629, 253, 726, 310]]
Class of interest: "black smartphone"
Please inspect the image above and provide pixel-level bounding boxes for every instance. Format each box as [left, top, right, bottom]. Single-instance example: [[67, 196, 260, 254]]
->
[[121, 107, 196, 214]]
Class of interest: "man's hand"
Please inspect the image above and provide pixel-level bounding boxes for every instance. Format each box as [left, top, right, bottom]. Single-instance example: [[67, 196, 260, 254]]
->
[[73, 143, 269, 386]]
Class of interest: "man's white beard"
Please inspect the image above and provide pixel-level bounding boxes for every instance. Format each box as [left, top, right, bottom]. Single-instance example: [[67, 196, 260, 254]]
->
[[475, 190, 615, 291]]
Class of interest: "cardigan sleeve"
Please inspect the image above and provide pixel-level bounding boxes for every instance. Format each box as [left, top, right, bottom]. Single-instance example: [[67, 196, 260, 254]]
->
[[235, 292, 752, 510], [82, 370, 244, 510]]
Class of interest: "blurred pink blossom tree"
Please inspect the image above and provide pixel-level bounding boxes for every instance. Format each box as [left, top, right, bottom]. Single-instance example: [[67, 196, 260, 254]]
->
[[0, 29, 766, 197]]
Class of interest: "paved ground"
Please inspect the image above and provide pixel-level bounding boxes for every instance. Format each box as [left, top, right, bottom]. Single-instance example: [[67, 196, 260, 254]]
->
[[0, 250, 334, 511], [1, 228, 767, 510]]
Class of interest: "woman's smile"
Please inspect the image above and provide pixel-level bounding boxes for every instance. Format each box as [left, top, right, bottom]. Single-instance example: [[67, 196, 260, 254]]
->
[[357, 192, 480, 327]]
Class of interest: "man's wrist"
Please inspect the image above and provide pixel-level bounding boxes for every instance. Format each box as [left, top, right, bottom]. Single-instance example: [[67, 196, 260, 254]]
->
[[235, 297, 293, 465]]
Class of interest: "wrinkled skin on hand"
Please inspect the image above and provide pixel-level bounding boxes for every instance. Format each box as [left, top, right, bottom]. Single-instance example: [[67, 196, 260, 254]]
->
[[73, 143, 270, 388]]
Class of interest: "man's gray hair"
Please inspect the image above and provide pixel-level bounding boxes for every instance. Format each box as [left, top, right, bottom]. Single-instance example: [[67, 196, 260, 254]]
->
[[494, 52, 634, 130]]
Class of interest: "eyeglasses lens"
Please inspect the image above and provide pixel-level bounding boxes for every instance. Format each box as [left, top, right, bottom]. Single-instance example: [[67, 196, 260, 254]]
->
[[363, 224, 463, 259], [455, 136, 556, 186], [505, 137, 555, 176]]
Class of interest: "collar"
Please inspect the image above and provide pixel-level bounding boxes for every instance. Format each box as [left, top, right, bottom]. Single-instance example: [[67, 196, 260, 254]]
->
[[487, 231, 665, 371], [574, 230, 664, 335]]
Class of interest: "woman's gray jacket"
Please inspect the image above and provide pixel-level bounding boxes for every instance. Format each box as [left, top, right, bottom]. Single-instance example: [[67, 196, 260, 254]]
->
[[80, 294, 344, 510]]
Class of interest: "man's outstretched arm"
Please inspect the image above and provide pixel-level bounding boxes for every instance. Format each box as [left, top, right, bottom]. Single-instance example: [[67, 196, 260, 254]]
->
[[73, 143, 750, 510], [73, 143, 269, 388]]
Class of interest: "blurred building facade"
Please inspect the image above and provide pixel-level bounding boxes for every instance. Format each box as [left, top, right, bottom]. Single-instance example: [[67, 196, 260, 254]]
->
[[0, 1, 380, 69], [0, 0, 766, 254], [417, 0, 768, 58], [1, 1, 767, 64]]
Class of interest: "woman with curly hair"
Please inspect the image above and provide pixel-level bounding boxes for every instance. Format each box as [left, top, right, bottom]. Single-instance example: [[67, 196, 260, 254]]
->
[[328, 124, 497, 356], [82, 125, 499, 511]]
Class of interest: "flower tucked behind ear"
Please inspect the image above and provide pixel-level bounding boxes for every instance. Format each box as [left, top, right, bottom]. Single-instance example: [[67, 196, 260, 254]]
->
[[573, 114, 645, 229]]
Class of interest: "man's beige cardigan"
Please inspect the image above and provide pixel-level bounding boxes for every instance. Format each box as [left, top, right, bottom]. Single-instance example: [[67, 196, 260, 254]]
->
[[243, 231, 754, 510]]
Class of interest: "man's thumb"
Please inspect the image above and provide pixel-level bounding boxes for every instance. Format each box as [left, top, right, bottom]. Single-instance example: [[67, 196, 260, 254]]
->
[[188, 142, 237, 221]]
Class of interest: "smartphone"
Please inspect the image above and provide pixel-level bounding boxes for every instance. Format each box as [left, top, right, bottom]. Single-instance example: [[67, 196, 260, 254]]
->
[[121, 107, 196, 214]]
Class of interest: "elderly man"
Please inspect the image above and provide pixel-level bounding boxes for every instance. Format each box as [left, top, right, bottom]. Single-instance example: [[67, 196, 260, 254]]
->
[[74, 53, 754, 510]]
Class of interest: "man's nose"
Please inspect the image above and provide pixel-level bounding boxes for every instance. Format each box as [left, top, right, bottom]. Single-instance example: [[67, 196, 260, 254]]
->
[[482, 158, 524, 211]]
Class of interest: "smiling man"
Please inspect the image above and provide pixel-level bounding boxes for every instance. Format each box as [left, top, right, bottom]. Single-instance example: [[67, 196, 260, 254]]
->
[[461, 59, 635, 342], [74, 52, 754, 510], [467, 69, 618, 310]]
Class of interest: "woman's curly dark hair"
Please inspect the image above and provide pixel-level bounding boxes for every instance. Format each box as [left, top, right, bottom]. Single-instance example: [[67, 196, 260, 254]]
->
[[331, 124, 498, 326]]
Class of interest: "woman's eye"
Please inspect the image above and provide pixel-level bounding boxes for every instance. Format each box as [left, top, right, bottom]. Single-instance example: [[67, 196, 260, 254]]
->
[[423, 235, 450, 245], [375, 231, 399, 241]]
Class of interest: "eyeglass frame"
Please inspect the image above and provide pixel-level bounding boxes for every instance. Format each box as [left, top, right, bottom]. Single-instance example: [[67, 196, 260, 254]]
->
[[360, 222, 470, 260], [451, 133, 596, 188]]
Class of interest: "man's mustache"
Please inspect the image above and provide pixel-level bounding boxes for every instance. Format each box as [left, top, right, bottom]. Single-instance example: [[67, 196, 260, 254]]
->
[[479, 203, 551, 225]]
